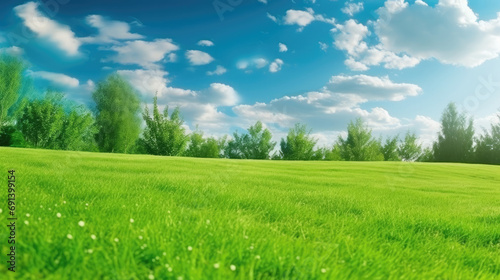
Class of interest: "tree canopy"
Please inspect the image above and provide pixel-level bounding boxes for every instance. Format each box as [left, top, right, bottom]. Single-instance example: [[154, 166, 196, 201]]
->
[[93, 74, 141, 153], [433, 103, 475, 163], [141, 95, 189, 156], [280, 123, 318, 160], [336, 118, 384, 161]]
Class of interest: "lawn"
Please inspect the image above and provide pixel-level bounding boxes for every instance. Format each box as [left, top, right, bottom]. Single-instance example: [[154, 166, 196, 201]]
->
[[1, 147, 499, 279]]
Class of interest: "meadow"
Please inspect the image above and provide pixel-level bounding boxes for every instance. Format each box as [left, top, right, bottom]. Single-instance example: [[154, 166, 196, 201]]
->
[[0, 147, 499, 279]]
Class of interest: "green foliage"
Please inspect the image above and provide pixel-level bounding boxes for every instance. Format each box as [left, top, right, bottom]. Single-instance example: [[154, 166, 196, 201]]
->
[[185, 129, 226, 158], [336, 118, 384, 161], [58, 106, 98, 151], [225, 121, 276, 159], [418, 148, 434, 162], [433, 103, 475, 163], [0, 54, 25, 126], [0, 125, 25, 147], [475, 115, 500, 165], [280, 123, 318, 160], [141, 96, 188, 156], [381, 136, 400, 161], [398, 132, 422, 162], [93, 73, 141, 153], [17, 92, 97, 150], [311, 147, 329, 161], [18, 93, 65, 148]]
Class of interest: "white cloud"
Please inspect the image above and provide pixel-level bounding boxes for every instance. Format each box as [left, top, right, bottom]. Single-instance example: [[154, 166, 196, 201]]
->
[[197, 40, 214, 47], [116, 69, 171, 98], [236, 58, 269, 71], [344, 57, 369, 71], [237, 61, 249, 70], [284, 9, 316, 28], [185, 50, 214, 65], [374, 0, 500, 67], [107, 39, 179, 69], [0, 46, 23, 56], [327, 75, 422, 101], [267, 13, 278, 23], [14, 2, 81, 56], [81, 15, 143, 44], [207, 65, 227, 76], [283, 8, 335, 31], [166, 53, 177, 63], [29, 71, 79, 88], [232, 74, 422, 140], [269, 59, 284, 73], [204, 83, 239, 106], [333, 19, 421, 71], [254, 58, 268, 68], [333, 19, 369, 56], [279, 43, 288, 52], [341, 2, 364, 16], [319, 42, 328, 52]]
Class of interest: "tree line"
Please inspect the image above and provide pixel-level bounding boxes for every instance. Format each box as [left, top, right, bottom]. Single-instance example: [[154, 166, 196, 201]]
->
[[1, 54, 499, 164]]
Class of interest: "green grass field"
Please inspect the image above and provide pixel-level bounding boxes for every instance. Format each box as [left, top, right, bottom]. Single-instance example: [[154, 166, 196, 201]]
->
[[1, 147, 499, 279]]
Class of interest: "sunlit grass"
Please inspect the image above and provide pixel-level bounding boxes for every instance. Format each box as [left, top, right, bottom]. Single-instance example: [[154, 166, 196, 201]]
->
[[1, 147, 499, 279]]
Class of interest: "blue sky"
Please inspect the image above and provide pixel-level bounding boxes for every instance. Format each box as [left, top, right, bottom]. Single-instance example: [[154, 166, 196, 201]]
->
[[1, 0, 500, 147]]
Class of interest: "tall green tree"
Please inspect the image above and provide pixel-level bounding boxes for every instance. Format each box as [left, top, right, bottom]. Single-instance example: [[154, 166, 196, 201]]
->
[[58, 105, 97, 151], [225, 121, 276, 159], [280, 123, 318, 160], [433, 103, 474, 162], [0, 54, 25, 126], [93, 74, 141, 153], [17, 92, 65, 148], [17, 92, 96, 150], [475, 115, 500, 165], [336, 118, 384, 161], [141, 96, 188, 156], [398, 131, 422, 161], [381, 136, 400, 161]]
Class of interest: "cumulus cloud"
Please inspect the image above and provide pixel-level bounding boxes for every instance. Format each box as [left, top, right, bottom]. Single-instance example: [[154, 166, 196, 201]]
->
[[284, 9, 316, 27], [14, 2, 81, 56], [374, 0, 500, 67], [106, 39, 179, 69], [279, 43, 288, 52], [207, 65, 227, 76], [116, 69, 171, 98], [283, 8, 335, 31], [342, 2, 364, 16], [269, 59, 284, 73], [203, 83, 239, 106], [333, 19, 420, 70], [333, 19, 369, 56], [326, 75, 422, 101], [185, 50, 214, 66], [29, 71, 80, 88], [197, 40, 214, 47], [232, 74, 422, 136], [81, 15, 143, 44]]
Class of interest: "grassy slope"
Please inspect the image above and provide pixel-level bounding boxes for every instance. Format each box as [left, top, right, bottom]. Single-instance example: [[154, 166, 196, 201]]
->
[[0, 147, 499, 279]]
